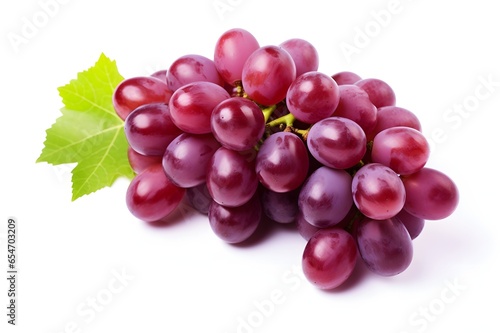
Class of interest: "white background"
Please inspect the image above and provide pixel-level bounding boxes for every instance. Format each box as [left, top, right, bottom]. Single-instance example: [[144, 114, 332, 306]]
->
[[1, 0, 499, 332]]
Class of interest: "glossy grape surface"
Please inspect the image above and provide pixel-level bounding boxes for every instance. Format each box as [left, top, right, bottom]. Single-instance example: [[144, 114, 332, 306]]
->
[[352, 163, 406, 220], [402, 168, 459, 220], [124, 103, 182, 156], [169, 81, 230, 134], [126, 164, 185, 222], [162, 133, 221, 188], [206, 147, 258, 207], [302, 228, 358, 289], [242, 45, 296, 106], [286, 72, 340, 124], [356, 217, 413, 276], [255, 132, 309, 193], [210, 97, 265, 151], [208, 195, 262, 244], [113, 76, 172, 120]]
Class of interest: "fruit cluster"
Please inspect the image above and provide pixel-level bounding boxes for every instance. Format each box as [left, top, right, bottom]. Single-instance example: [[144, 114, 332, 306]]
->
[[112, 28, 459, 290]]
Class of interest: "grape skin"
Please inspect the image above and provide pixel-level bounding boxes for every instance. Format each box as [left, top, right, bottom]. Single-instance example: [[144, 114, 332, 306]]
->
[[127, 147, 162, 174], [395, 209, 425, 240], [356, 217, 413, 276], [210, 97, 265, 151], [279, 38, 319, 77], [261, 187, 299, 224], [186, 183, 212, 215], [126, 164, 185, 222], [371, 126, 430, 175], [334, 84, 377, 135], [307, 117, 367, 170], [206, 147, 258, 207], [169, 81, 230, 134], [208, 195, 262, 244], [242, 45, 296, 106], [150, 69, 167, 83], [112, 76, 172, 121], [368, 105, 422, 141], [286, 72, 340, 124], [299, 166, 353, 228], [302, 228, 358, 289], [166, 54, 224, 91], [162, 133, 221, 188], [355, 78, 396, 108], [214, 28, 260, 85], [402, 168, 459, 220], [255, 132, 309, 193], [124, 103, 183, 156], [352, 163, 406, 220], [296, 211, 320, 241], [332, 71, 362, 85]]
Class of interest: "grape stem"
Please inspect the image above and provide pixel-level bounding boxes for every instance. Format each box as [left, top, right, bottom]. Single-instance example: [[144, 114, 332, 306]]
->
[[293, 128, 310, 141], [267, 112, 296, 128], [262, 105, 277, 122], [233, 81, 248, 98], [366, 140, 374, 154]]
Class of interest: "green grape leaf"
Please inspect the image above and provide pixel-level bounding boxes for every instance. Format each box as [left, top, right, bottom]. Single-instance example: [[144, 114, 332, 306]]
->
[[37, 53, 134, 200]]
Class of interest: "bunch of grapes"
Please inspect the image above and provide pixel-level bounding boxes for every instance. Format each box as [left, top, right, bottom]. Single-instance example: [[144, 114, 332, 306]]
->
[[112, 28, 459, 290]]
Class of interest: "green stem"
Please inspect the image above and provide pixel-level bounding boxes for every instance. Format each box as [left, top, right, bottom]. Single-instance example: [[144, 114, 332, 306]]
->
[[366, 140, 374, 154], [267, 112, 296, 128], [293, 127, 310, 141], [233, 81, 244, 97], [262, 105, 277, 122]]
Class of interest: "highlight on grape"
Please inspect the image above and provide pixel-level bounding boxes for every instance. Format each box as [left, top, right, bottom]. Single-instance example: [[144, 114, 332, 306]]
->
[[114, 27, 460, 290]]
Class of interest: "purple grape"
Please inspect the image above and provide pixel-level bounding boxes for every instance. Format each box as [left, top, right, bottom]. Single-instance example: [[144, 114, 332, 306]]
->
[[368, 105, 422, 141], [352, 163, 406, 220], [402, 168, 459, 220], [302, 228, 358, 289], [126, 164, 185, 222], [206, 147, 258, 207], [255, 132, 309, 193], [261, 187, 299, 224], [333, 84, 377, 135], [169, 81, 230, 134], [286, 72, 340, 124], [166, 54, 224, 91], [242, 45, 296, 106], [208, 195, 262, 244], [355, 78, 396, 108], [299, 167, 353, 228], [371, 126, 430, 175], [127, 147, 162, 174], [214, 28, 260, 85], [150, 69, 167, 83], [162, 133, 221, 188], [113, 76, 173, 121], [395, 209, 425, 240], [296, 211, 321, 241], [307, 117, 367, 169], [124, 103, 183, 156], [331, 71, 362, 85], [356, 217, 413, 276], [210, 97, 265, 151], [279, 38, 319, 77], [186, 183, 212, 215]]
